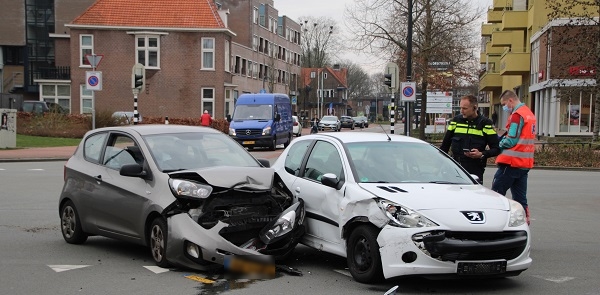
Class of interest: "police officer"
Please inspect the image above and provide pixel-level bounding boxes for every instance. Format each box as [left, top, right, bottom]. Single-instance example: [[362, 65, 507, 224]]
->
[[440, 95, 500, 184]]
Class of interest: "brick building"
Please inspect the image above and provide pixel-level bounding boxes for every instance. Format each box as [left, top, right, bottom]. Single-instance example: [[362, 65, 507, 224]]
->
[[299, 66, 348, 120]]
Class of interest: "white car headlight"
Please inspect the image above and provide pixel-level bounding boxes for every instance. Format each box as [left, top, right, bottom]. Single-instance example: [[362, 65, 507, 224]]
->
[[262, 126, 271, 135], [229, 128, 236, 136], [377, 199, 438, 228], [508, 200, 526, 227], [169, 179, 213, 199]]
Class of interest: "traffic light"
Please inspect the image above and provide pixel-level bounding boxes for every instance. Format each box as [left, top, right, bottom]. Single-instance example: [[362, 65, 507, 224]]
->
[[384, 73, 394, 89], [131, 63, 145, 90], [133, 73, 144, 89]]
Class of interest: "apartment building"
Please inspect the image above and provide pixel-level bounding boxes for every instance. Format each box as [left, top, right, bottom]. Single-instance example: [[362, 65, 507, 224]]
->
[[479, 0, 597, 137]]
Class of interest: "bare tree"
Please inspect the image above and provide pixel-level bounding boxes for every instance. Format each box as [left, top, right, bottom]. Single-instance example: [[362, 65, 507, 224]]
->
[[346, 0, 483, 139], [546, 1, 600, 140], [298, 16, 341, 68], [337, 59, 372, 101]]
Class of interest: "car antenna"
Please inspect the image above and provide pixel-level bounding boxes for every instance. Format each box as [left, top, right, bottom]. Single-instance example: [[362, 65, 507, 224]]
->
[[379, 124, 391, 141]]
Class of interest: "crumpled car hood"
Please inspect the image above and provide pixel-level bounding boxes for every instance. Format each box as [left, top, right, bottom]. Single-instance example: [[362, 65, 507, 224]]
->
[[170, 166, 273, 190], [357, 183, 509, 211]]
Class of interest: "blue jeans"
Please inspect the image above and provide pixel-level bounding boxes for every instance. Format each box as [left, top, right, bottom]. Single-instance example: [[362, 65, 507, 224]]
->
[[491, 165, 529, 209]]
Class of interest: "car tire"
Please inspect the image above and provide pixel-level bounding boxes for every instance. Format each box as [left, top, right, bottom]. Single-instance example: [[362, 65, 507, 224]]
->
[[270, 137, 277, 151], [284, 134, 291, 148], [150, 217, 170, 268], [60, 200, 88, 244], [347, 225, 383, 283], [361, 122, 365, 128], [351, 125, 355, 130]]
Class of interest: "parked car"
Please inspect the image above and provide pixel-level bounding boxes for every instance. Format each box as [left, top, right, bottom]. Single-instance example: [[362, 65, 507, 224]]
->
[[20, 101, 69, 114], [59, 125, 305, 272], [340, 116, 355, 130], [112, 111, 142, 124], [271, 132, 531, 283], [318, 115, 341, 131], [292, 115, 302, 137], [352, 116, 369, 128]]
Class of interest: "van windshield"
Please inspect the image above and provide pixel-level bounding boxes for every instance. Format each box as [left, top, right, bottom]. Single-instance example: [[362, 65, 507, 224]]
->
[[232, 104, 273, 120]]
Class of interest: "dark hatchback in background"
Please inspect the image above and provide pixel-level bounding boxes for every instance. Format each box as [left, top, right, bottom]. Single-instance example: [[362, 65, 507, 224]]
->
[[340, 116, 355, 130], [352, 116, 369, 128], [59, 125, 305, 272]]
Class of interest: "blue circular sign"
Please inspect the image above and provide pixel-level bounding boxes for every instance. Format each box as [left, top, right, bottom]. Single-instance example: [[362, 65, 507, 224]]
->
[[88, 76, 99, 87], [402, 86, 414, 98]]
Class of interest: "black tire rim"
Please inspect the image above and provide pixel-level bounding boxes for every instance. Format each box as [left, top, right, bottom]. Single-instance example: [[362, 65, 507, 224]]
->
[[353, 236, 372, 273]]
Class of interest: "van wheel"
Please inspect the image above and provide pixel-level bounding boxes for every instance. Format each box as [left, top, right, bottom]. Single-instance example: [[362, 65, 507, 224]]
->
[[270, 137, 277, 151], [284, 134, 291, 148]]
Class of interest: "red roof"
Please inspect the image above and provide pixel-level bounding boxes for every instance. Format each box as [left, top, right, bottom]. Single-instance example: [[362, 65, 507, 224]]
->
[[72, 0, 225, 29], [302, 67, 348, 88]]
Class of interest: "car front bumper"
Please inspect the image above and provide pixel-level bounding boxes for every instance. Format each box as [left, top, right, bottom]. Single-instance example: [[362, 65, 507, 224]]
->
[[376, 225, 532, 279], [319, 124, 338, 130]]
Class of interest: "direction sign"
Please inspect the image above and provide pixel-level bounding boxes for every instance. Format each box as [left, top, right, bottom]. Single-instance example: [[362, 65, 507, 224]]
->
[[400, 82, 416, 102], [86, 71, 102, 91]]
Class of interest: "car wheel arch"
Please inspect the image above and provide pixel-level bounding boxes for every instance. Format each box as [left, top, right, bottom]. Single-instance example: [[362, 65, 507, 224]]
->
[[342, 216, 373, 241]]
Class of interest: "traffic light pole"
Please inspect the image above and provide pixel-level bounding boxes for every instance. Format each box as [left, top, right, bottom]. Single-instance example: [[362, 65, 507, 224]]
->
[[390, 91, 395, 134], [133, 88, 139, 125]]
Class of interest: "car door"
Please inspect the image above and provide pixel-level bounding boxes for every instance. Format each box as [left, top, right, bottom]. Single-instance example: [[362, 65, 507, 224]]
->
[[92, 132, 150, 241], [292, 140, 346, 251]]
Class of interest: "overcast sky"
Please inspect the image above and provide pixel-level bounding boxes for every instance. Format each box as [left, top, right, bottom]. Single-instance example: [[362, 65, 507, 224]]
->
[[274, 0, 493, 75]]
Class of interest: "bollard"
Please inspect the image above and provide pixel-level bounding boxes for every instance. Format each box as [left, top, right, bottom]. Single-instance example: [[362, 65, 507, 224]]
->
[[165, 116, 169, 125]]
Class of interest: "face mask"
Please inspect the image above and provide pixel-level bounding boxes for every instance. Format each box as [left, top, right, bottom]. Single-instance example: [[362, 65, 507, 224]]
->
[[502, 105, 512, 113]]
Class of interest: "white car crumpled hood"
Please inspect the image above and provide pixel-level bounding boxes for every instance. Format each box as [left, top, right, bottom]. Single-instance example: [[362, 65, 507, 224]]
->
[[358, 183, 509, 211]]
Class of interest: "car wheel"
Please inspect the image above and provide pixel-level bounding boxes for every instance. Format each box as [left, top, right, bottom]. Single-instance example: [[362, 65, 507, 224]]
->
[[60, 200, 88, 244], [150, 217, 170, 268], [351, 125, 355, 130], [284, 134, 291, 148], [347, 225, 383, 283], [270, 137, 277, 151], [361, 122, 365, 128]]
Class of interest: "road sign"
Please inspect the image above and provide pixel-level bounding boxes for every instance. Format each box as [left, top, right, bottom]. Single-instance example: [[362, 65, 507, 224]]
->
[[291, 96, 297, 105], [86, 71, 102, 91], [426, 91, 453, 114], [400, 82, 416, 102], [85, 54, 104, 69], [384, 63, 399, 92]]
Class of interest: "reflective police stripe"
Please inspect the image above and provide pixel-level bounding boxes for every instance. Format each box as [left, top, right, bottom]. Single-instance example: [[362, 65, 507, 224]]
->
[[501, 149, 534, 158], [517, 139, 536, 145], [454, 128, 484, 136]]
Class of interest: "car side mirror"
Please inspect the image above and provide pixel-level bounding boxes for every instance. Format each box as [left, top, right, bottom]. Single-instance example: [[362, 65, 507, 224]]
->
[[470, 174, 480, 182], [120, 163, 149, 179], [275, 113, 281, 122], [321, 173, 343, 190], [257, 158, 270, 168]]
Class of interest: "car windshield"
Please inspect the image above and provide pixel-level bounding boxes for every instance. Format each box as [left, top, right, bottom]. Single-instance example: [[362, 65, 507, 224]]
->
[[232, 105, 273, 120], [321, 116, 337, 122], [346, 141, 473, 184], [144, 132, 260, 172]]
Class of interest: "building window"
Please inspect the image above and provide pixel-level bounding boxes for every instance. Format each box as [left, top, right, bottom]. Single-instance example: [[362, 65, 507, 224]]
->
[[80, 34, 93, 67], [41, 84, 71, 112], [253, 7, 259, 24], [202, 38, 215, 70], [225, 40, 230, 72], [80, 84, 93, 114], [225, 89, 233, 118], [253, 35, 259, 51], [201, 88, 215, 114], [136, 36, 160, 68]]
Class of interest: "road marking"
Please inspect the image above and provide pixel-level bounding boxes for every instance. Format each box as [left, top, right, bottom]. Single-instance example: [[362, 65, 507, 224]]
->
[[48, 265, 91, 272], [333, 269, 352, 277], [27, 169, 44, 171], [533, 275, 575, 283], [185, 274, 215, 284], [143, 266, 170, 274]]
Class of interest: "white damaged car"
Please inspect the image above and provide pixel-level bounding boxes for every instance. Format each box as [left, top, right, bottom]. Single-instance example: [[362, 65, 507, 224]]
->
[[271, 132, 531, 283]]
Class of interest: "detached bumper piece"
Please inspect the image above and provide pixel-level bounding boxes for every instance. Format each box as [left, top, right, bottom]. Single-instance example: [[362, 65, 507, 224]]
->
[[421, 231, 528, 261]]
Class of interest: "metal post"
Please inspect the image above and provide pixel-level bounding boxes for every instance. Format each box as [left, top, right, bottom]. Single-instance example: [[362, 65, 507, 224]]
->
[[390, 92, 395, 134], [405, 0, 413, 136], [165, 116, 169, 125], [91, 54, 96, 130], [133, 89, 139, 125]]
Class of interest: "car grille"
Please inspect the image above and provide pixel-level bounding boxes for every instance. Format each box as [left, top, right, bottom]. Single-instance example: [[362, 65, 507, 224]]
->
[[413, 231, 528, 262], [235, 129, 262, 136]]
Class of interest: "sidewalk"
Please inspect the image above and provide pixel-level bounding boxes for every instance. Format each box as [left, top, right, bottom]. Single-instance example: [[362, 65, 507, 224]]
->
[[0, 146, 76, 162]]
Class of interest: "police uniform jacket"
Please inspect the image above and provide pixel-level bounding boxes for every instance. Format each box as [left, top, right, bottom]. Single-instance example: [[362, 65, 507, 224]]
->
[[440, 114, 500, 167]]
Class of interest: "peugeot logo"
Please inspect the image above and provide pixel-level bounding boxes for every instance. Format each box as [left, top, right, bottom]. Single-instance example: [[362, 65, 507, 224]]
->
[[461, 211, 485, 224], [245, 129, 252, 135]]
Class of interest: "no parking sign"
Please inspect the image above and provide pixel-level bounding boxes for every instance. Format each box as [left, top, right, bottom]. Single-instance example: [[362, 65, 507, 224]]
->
[[86, 71, 102, 91]]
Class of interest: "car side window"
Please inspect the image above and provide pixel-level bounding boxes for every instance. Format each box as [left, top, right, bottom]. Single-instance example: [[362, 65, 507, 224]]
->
[[304, 141, 343, 182], [284, 140, 310, 176], [102, 134, 141, 170], [84, 132, 108, 163]]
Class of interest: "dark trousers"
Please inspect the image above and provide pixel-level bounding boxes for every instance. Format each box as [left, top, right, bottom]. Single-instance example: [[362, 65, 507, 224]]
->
[[455, 158, 485, 184], [491, 165, 529, 210]]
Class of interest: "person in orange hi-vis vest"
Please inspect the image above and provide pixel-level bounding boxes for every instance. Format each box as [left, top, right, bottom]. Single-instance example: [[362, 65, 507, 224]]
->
[[200, 110, 213, 127], [491, 90, 536, 225]]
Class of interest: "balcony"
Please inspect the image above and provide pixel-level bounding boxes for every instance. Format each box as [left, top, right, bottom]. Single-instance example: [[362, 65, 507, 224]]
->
[[481, 24, 499, 36], [493, 0, 512, 10], [34, 66, 71, 80], [502, 10, 528, 29], [491, 30, 524, 47], [488, 10, 503, 23], [486, 41, 506, 55], [479, 71, 502, 91], [500, 50, 530, 75]]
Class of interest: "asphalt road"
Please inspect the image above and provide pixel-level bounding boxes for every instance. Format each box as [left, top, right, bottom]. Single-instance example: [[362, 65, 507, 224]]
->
[[1, 148, 599, 294]]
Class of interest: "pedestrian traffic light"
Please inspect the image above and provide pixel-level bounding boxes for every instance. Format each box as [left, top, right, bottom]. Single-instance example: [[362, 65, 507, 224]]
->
[[131, 63, 145, 90], [384, 73, 394, 89]]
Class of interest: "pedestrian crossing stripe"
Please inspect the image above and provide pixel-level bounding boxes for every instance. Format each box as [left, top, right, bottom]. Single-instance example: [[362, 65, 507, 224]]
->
[[143, 266, 170, 274], [184, 274, 215, 284], [48, 265, 90, 272]]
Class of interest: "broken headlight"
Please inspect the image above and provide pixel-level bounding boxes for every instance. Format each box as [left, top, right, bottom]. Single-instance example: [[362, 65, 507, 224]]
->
[[259, 199, 305, 244], [378, 199, 438, 228], [508, 200, 526, 227], [169, 179, 213, 200]]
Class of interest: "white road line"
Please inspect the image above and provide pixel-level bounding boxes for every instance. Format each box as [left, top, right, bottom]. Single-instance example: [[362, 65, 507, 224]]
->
[[48, 265, 91, 272], [533, 275, 575, 283], [333, 269, 352, 277], [144, 265, 170, 274], [27, 169, 45, 171]]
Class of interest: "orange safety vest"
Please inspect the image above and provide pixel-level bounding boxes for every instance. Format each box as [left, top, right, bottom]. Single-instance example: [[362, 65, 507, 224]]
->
[[495, 105, 536, 168]]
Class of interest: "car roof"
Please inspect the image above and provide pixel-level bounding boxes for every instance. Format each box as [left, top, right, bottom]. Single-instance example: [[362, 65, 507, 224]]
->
[[302, 131, 426, 144], [84, 124, 220, 137]]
